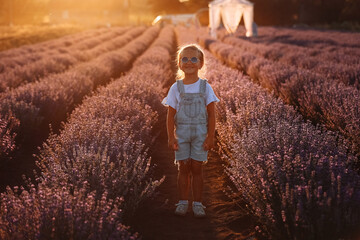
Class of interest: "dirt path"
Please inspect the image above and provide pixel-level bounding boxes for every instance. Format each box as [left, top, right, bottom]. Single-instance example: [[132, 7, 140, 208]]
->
[[0, 140, 43, 192], [127, 114, 256, 240]]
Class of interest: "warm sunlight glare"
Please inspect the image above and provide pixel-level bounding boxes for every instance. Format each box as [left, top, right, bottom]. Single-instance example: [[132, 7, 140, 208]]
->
[[152, 15, 162, 25], [2, 0, 137, 26]]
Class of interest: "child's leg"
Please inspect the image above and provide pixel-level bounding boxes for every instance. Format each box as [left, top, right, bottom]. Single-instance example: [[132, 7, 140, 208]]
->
[[177, 159, 191, 200], [190, 159, 203, 202]]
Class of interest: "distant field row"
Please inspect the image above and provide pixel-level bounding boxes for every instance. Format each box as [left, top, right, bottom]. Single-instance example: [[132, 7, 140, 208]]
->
[[0, 24, 86, 51]]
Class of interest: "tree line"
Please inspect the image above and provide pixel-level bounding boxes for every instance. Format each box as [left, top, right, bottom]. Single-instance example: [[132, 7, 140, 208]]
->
[[149, 0, 360, 26], [0, 0, 359, 26]]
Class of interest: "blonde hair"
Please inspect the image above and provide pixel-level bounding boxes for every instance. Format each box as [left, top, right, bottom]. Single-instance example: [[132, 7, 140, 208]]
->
[[176, 44, 206, 80]]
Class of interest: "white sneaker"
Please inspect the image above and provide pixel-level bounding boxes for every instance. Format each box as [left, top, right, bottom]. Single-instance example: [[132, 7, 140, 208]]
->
[[175, 201, 188, 216], [192, 202, 206, 218]]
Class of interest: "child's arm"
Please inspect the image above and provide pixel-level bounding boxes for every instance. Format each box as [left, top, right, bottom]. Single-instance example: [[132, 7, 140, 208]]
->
[[167, 106, 179, 151], [203, 102, 216, 151]]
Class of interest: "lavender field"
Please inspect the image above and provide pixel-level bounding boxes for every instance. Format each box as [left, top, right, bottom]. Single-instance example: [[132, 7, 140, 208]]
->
[[0, 25, 360, 240]]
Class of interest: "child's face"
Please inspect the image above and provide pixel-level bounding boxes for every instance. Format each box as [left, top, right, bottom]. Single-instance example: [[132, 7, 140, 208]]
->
[[179, 49, 202, 75]]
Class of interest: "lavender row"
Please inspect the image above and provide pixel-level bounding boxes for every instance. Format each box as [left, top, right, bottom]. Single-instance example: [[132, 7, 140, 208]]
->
[[198, 37, 360, 157], [0, 27, 110, 59], [0, 26, 157, 147], [0, 26, 175, 240], [0, 27, 124, 73], [176, 26, 360, 240], [220, 34, 360, 88], [38, 25, 174, 216], [0, 27, 107, 72], [0, 25, 87, 52], [0, 27, 134, 92], [253, 26, 360, 49], [211, 56, 360, 240]]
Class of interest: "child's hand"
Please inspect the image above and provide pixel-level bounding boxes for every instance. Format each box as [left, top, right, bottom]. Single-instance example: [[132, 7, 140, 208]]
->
[[203, 136, 215, 151], [168, 138, 179, 151]]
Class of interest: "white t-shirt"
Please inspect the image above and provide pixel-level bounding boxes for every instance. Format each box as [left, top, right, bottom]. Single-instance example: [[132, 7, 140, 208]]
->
[[162, 78, 220, 111]]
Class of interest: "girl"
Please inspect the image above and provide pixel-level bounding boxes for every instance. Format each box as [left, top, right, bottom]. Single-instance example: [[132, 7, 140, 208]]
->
[[162, 44, 220, 217]]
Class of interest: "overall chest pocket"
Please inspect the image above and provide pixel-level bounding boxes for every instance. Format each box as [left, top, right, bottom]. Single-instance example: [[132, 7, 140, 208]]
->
[[182, 97, 202, 118]]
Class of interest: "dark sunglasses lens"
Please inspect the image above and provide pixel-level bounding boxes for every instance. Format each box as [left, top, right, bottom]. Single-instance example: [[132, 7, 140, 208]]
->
[[181, 57, 189, 63], [191, 57, 198, 63]]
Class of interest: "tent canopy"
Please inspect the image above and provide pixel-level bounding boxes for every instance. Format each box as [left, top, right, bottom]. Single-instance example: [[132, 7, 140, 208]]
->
[[209, 0, 256, 38]]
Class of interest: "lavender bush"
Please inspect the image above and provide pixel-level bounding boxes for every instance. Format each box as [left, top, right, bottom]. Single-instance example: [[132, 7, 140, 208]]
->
[[0, 24, 86, 52], [0, 27, 134, 92], [220, 35, 360, 89], [177, 26, 360, 240], [0, 26, 176, 239], [38, 26, 174, 214], [197, 35, 360, 160], [242, 26, 360, 53], [0, 181, 137, 239], [0, 27, 159, 145], [0, 113, 19, 161], [0, 27, 110, 61]]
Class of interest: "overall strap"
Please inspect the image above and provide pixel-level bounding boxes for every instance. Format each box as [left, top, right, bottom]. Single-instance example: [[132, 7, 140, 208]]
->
[[176, 80, 185, 94], [199, 79, 207, 94]]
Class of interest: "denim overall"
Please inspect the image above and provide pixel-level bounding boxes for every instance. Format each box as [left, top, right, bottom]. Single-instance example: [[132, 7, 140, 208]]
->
[[174, 79, 208, 162]]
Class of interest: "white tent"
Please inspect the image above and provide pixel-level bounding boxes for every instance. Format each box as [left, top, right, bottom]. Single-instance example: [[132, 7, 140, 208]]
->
[[208, 0, 256, 38]]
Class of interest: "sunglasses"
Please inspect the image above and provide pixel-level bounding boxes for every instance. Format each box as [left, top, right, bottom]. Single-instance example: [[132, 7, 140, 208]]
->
[[181, 57, 199, 63]]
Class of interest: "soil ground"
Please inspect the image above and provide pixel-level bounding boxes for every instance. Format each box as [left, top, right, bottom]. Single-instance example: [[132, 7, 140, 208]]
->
[[127, 114, 256, 240], [0, 143, 40, 192]]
